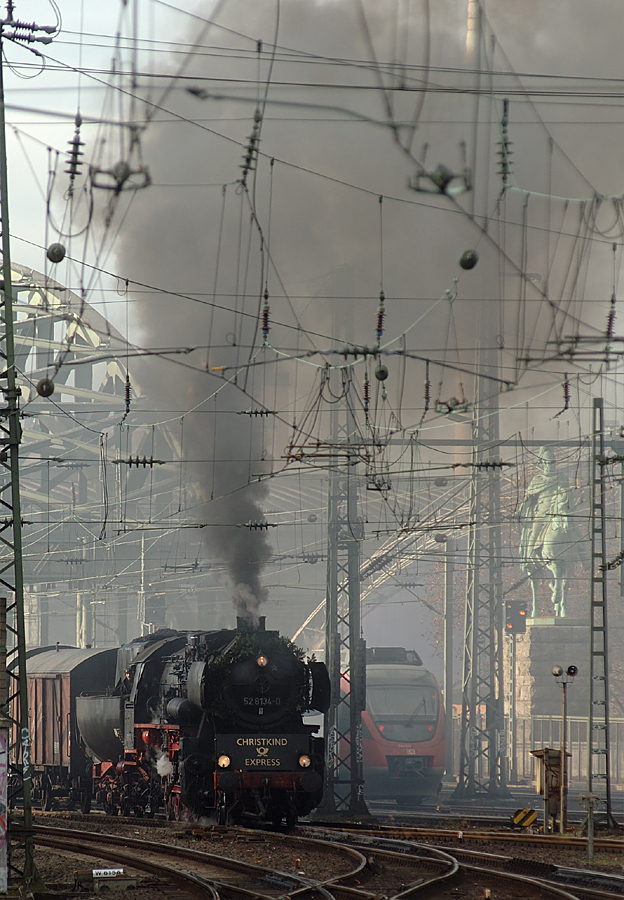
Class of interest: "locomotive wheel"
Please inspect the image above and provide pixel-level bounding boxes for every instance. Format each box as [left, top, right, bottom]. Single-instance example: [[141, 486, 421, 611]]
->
[[285, 807, 298, 831], [217, 794, 227, 826]]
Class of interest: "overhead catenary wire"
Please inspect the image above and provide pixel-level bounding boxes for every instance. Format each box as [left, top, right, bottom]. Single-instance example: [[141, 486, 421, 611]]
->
[[7, 1, 624, 661]]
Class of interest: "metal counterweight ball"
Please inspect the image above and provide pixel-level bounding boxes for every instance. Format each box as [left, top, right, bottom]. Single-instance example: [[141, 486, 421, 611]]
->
[[46, 243, 66, 264], [459, 249, 478, 270], [36, 377, 55, 397], [375, 364, 389, 381]]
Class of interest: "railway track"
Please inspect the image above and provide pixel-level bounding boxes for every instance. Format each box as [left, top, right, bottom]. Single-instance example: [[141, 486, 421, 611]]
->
[[27, 821, 611, 899], [329, 822, 624, 851], [311, 825, 624, 899], [34, 830, 218, 900], [33, 824, 369, 899]]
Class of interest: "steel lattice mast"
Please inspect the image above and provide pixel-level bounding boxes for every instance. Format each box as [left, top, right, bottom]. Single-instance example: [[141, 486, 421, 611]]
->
[[320, 372, 368, 815], [588, 397, 617, 826], [454, 317, 508, 798], [0, 36, 36, 892], [0, 5, 55, 884]]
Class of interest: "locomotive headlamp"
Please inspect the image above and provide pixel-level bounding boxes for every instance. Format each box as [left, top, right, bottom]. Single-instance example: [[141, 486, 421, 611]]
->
[[298, 754, 311, 768], [257, 655, 268, 667], [217, 754, 231, 768]]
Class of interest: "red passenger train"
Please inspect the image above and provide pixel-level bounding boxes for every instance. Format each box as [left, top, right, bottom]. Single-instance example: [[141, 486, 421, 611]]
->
[[362, 647, 446, 807]]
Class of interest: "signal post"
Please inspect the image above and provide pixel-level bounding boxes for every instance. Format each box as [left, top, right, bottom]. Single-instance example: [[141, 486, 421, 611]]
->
[[505, 600, 527, 784]]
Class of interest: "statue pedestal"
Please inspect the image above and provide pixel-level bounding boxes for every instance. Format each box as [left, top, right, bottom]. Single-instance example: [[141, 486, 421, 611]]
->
[[516, 618, 589, 718]]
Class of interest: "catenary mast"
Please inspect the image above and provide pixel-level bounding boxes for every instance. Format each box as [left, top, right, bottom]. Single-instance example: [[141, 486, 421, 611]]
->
[[0, 3, 56, 885]]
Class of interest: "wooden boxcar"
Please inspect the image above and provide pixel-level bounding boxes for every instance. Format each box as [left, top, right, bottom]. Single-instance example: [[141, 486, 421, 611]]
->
[[24, 646, 117, 810]]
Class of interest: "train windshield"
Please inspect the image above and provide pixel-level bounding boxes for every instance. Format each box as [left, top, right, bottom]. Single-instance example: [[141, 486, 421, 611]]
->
[[366, 667, 440, 743]]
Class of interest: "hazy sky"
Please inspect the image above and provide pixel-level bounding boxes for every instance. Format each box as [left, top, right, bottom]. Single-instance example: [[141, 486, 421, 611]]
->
[[8, 1, 624, 657]]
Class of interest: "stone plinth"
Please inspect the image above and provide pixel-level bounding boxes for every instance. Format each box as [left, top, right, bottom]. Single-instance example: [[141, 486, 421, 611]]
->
[[515, 618, 589, 718]]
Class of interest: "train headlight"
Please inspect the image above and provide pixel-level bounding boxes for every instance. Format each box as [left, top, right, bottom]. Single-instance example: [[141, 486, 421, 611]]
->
[[298, 754, 311, 768], [257, 655, 268, 667], [217, 754, 231, 768]]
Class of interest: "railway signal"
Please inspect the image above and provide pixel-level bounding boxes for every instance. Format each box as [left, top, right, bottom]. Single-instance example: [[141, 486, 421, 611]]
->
[[505, 601, 527, 634]]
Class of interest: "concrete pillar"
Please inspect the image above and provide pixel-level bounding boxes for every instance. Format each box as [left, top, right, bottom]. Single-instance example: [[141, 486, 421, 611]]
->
[[515, 618, 589, 719]]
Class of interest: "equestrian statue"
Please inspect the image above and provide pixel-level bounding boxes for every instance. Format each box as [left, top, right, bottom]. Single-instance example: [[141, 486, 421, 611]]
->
[[519, 446, 585, 617]]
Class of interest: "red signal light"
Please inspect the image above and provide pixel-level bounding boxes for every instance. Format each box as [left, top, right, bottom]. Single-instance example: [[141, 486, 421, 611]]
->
[[505, 601, 528, 633]]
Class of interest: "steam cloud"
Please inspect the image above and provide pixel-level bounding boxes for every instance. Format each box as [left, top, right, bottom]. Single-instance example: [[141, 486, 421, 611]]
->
[[110, 0, 500, 624], [111, 0, 624, 630], [113, 0, 445, 631], [156, 751, 174, 778]]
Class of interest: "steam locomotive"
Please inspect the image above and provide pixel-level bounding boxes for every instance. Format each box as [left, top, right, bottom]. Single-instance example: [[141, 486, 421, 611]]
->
[[26, 617, 330, 826]]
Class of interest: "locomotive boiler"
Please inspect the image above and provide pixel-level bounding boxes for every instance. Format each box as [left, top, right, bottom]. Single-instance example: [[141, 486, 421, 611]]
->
[[75, 617, 330, 825]]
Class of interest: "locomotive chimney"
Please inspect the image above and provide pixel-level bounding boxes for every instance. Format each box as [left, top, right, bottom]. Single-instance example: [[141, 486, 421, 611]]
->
[[236, 615, 266, 632]]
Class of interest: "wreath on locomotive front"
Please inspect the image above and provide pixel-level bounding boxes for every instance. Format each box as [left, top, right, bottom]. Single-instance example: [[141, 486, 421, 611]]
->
[[204, 632, 310, 726]]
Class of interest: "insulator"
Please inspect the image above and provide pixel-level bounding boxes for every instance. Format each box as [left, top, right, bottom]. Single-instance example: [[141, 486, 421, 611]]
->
[[554, 373, 571, 419], [498, 96, 513, 185], [607, 293, 616, 340], [262, 302, 270, 340], [127, 455, 154, 469], [237, 408, 273, 417], [65, 113, 84, 195], [363, 376, 370, 409], [240, 108, 262, 187], [124, 373, 131, 414], [376, 295, 385, 342], [563, 375, 570, 407]]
